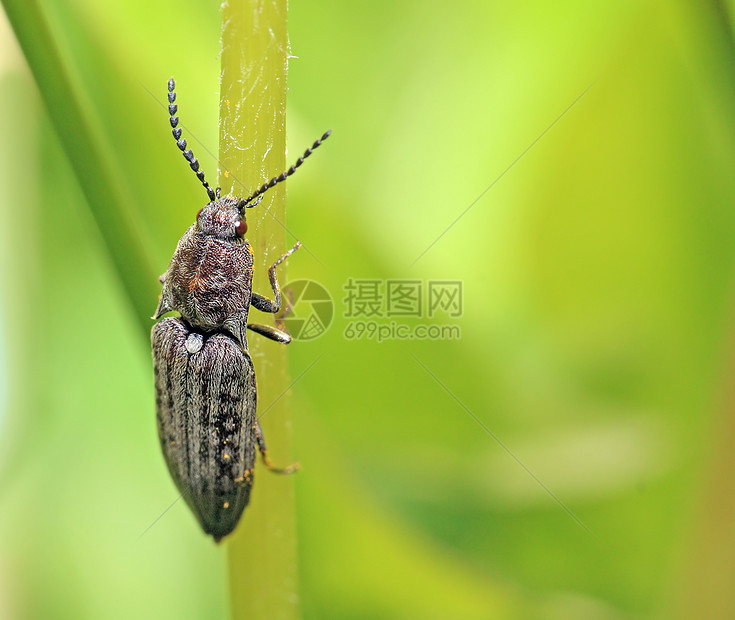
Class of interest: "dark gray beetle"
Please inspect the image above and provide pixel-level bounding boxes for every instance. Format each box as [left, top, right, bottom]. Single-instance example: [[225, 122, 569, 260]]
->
[[152, 78, 329, 541]]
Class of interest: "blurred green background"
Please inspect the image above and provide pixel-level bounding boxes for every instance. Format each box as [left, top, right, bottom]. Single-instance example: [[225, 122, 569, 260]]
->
[[2, 0, 735, 618]]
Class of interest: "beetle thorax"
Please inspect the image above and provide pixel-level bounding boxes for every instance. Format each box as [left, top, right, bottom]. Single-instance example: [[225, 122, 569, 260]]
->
[[163, 220, 255, 332]]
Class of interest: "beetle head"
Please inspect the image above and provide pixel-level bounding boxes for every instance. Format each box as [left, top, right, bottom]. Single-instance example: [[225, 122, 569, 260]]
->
[[195, 196, 251, 240]]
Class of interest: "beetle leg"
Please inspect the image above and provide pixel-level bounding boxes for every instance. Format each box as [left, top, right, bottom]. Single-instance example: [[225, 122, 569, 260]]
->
[[255, 421, 299, 474], [250, 241, 301, 314], [247, 288, 295, 343], [247, 323, 292, 344]]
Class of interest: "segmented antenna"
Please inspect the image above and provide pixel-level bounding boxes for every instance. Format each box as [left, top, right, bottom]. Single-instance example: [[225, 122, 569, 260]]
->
[[168, 78, 217, 203], [241, 130, 332, 208]]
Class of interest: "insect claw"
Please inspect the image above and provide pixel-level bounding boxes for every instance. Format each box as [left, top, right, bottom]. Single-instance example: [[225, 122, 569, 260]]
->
[[261, 452, 300, 475]]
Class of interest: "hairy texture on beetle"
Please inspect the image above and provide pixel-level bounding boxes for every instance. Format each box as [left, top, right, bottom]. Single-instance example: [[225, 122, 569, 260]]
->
[[196, 195, 243, 238], [154, 198, 254, 341], [152, 317, 257, 541]]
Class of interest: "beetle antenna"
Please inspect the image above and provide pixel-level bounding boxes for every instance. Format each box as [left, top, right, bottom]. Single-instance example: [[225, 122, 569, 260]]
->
[[241, 130, 332, 208], [168, 78, 217, 203]]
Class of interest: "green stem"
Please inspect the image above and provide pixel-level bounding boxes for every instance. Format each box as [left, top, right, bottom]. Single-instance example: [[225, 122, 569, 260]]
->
[[220, 1, 299, 619]]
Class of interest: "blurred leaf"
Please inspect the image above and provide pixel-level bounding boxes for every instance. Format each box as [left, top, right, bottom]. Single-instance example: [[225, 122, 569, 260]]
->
[[1, 0, 158, 338]]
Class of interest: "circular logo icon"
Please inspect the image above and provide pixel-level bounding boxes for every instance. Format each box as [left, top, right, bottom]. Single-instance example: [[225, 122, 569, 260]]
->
[[279, 280, 333, 341]]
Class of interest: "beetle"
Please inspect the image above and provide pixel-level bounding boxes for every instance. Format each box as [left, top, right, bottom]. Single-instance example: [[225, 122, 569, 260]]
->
[[151, 77, 330, 541]]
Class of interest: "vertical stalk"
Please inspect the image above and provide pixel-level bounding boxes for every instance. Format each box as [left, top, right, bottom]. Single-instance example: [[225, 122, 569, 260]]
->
[[219, 1, 299, 619]]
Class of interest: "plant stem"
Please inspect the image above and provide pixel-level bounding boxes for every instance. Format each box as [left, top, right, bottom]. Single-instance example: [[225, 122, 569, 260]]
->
[[219, 1, 299, 619]]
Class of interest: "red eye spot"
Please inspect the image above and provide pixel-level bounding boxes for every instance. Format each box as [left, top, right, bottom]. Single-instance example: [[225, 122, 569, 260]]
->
[[235, 220, 248, 236], [196, 208, 204, 220]]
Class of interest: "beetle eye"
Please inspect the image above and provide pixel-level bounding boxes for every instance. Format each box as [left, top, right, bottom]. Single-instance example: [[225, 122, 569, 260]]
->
[[196, 208, 204, 220], [235, 220, 248, 236]]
